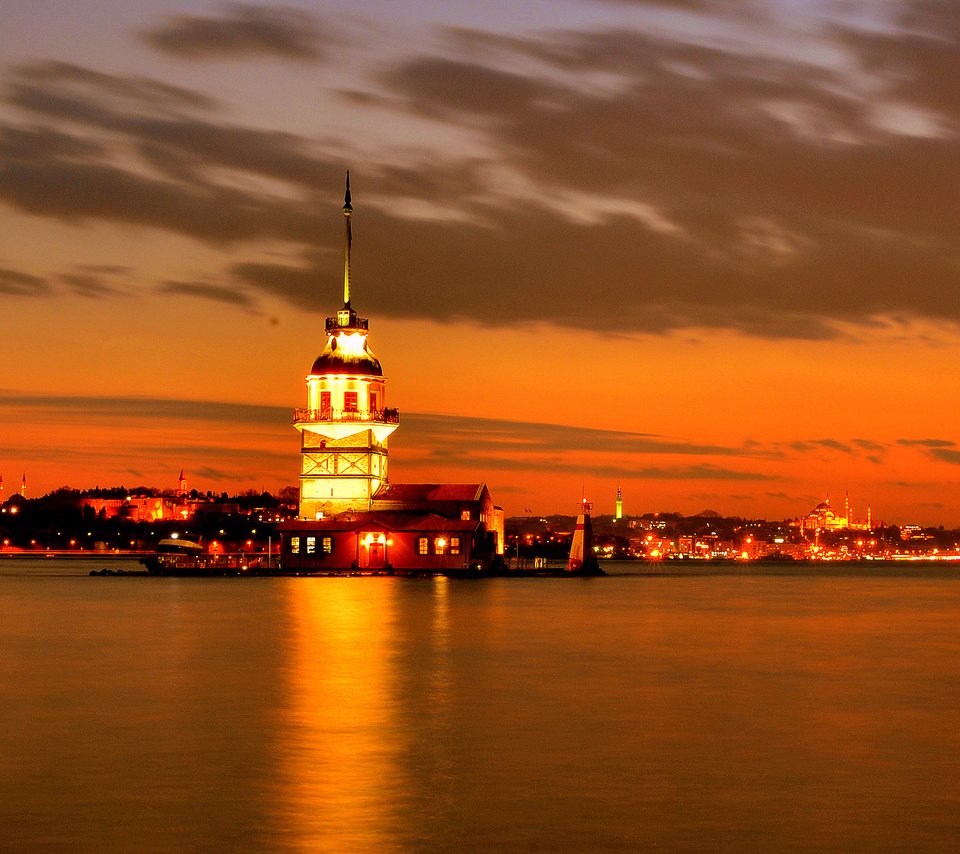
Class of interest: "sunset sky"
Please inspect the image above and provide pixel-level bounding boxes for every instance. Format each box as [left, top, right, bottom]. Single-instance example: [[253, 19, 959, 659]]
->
[[2, 0, 959, 523]]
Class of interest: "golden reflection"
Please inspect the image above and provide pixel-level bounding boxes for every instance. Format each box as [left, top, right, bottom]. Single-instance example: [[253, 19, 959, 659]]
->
[[275, 579, 404, 853], [429, 577, 451, 708]]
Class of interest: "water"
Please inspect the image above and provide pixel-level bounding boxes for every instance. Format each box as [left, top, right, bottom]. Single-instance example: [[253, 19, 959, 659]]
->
[[3, 559, 959, 852]]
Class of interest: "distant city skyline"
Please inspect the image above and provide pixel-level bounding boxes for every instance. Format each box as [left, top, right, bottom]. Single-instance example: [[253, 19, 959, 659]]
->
[[2, 1, 959, 524]]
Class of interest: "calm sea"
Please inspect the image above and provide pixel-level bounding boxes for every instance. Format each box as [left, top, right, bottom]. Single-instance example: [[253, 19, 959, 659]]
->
[[2, 559, 959, 852]]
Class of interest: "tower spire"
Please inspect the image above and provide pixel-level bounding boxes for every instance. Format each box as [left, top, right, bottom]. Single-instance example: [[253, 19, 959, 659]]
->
[[343, 170, 352, 308]]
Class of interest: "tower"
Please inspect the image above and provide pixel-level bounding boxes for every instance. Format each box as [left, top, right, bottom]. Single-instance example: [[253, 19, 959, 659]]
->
[[615, 484, 623, 520], [20, 473, 26, 499], [293, 173, 399, 520]]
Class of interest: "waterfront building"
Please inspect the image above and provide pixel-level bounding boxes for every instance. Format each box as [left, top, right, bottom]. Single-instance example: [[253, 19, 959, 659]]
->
[[279, 176, 504, 572]]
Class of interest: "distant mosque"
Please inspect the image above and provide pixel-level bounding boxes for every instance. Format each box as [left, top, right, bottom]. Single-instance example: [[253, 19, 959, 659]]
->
[[800, 493, 872, 533], [278, 175, 505, 572]]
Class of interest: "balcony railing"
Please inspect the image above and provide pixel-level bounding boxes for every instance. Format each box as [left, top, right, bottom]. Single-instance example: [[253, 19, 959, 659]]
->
[[325, 315, 369, 333], [293, 407, 399, 425]]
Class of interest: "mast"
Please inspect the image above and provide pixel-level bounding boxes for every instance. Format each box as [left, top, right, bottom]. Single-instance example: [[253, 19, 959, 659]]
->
[[343, 171, 352, 308]]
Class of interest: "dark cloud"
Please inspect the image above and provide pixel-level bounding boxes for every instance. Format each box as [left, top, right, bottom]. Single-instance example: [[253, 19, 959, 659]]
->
[[21, 60, 215, 109], [897, 438, 955, 448], [141, 3, 330, 61], [59, 273, 123, 298], [930, 448, 960, 465], [0, 267, 50, 296], [0, 393, 287, 426], [790, 439, 855, 455], [77, 264, 133, 275], [3, 2, 960, 340], [158, 280, 257, 309], [405, 412, 759, 458], [0, 394, 769, 481]]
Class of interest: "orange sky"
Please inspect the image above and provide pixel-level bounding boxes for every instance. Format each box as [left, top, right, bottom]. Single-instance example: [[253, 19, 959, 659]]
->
[[2, 1, 959, 524]]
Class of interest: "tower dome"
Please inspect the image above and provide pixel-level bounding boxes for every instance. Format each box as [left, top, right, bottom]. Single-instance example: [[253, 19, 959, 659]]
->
[[308, 316, 383, 377]]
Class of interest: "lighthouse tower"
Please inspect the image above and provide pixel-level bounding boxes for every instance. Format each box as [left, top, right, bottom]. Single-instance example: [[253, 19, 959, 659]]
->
[[293, 174, 399, 520]]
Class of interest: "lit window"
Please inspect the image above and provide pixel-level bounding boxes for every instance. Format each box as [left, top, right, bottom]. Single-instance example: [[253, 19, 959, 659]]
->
[[306, 536, 316, 554], [344, 391, 358, 412], [290, 536, 300, 555], [434, 537, 447, 555], [418, 537, 429, 555], [460, 510, 471, 521], [322, 536, 334, 554], [450, 537, 461, 555], [320, 391, 331, 415]]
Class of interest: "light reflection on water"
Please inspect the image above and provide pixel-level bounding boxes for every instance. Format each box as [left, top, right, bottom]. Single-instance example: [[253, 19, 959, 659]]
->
[[2, 561, 960, 852]]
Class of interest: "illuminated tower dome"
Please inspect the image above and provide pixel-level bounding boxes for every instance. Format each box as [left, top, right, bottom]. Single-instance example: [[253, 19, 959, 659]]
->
[[294, 174, 399, 520]]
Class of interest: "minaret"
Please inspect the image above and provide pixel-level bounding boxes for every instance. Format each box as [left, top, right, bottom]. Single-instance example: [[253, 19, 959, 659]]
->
[[0, 474, 4, 502], [293, 174, 399, 520], [20, 473, 26, 498], [844, 491, 850, 529], [615, 484, 623, 520]]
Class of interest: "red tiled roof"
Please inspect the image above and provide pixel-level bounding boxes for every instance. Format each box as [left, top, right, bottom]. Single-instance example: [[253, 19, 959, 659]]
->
[[278, 511, 480, 534], [373, 483, 485, 503]]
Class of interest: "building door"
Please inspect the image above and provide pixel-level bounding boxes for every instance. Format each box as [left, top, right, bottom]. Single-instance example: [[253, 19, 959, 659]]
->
[[366, 542, 385, 568]]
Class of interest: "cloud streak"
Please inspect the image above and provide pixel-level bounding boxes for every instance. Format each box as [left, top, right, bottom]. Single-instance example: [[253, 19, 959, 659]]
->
[[141, 3, 332, 61]]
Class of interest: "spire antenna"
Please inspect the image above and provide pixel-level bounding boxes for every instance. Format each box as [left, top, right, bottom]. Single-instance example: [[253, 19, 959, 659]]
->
[[343, 170, 352, 308]]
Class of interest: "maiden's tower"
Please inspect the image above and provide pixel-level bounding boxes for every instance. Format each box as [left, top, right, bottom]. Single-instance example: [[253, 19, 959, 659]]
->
[[279, 175, 504, 573]]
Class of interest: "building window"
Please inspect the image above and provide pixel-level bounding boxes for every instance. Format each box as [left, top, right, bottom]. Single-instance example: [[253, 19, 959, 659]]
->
[[418, 537, 429, 555], [320, 391, 331, 415], [450, 537, 461, 555], [370, 391, 379, 412], [290, 536, 300, 555], [434, 537, 447, 555], [322, 536, 334, 554], [306, 536, 316, 555], [460, 510, 471, 521], [344, 391, 358, 412]]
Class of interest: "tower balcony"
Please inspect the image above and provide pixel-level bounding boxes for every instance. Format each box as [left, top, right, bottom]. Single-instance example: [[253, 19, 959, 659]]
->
[[325, 313, 369, 333], [293, 407, 399, 426]]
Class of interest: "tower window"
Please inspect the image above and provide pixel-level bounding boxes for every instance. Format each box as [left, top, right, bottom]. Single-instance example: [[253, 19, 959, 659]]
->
[[320, 391, 331, 415], [344, 391, 358, 412]]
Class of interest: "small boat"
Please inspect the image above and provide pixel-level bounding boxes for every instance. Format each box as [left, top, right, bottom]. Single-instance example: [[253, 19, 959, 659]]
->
[[141, 538, 205, 573]]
